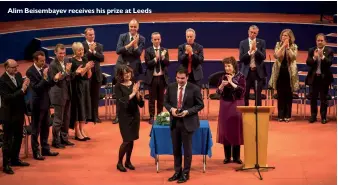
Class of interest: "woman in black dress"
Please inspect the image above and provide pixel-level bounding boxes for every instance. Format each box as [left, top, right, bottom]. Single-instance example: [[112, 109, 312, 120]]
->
[[69, 42, 94, 141], [115, 65, 144, 172]]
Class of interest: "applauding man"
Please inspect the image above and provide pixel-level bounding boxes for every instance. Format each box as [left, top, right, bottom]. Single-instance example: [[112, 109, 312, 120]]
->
[[0, 59, 30, 174], [306, 33, 334, 124], [26, 51, 59, 160], [82, 28, 105, 124], [178, 28, 204, 87], [239, 25, 267, 106], [144, 32, 169, 124]]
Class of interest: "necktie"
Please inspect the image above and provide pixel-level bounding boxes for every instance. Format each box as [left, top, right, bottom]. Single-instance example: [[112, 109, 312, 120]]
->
[[130, 36, 134, 42], [188, 53, 192, 74], [40, 69, 43, 76], [249, 40, 256, 68], [11, 76, 17, 87], [316, 49, 322, 74], [177, 86, 183, 110], [155, 49, 161, 73]]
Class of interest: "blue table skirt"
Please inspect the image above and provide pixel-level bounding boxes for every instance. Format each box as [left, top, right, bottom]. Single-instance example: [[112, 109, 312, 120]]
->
[[149, 120, 213, 158]]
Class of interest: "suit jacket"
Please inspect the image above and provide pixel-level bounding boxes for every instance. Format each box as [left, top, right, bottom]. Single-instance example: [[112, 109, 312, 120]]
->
[[48, 58, 73, 106], [305, 46, 334, 85], [0, 72, 27, 124], [116, 32, 145, 76], [26, 65, 52, 111], [82, 41, 104, 82], [178, 42, 204, 81], [269, 42, 299, 92], [239, 38, 267, 79], [164, 82, 204, 132], [144, 46, 170, 85]]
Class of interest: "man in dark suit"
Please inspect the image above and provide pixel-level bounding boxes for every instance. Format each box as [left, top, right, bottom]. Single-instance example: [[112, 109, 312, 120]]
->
[[178, 28, 204, 87], [82, 28, 105, 124], [26, 51, 59, 160], [164, 68, 204, 183], [239, 25, 267, 106], [144, 32, 170, 124], [114, 18, 145, 124], [306, 33, 334, 124], [49, 44, 74, 148], [0, 59, 30, 174]]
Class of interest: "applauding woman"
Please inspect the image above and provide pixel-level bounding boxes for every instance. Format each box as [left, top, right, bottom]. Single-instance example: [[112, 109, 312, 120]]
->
[[115, 65, 144, 172], [216, 57, 246, 164], [269, 29, 299, 122]]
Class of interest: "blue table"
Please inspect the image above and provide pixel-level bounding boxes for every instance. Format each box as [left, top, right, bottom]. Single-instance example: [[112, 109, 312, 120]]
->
[[149, 120, 213, 172]]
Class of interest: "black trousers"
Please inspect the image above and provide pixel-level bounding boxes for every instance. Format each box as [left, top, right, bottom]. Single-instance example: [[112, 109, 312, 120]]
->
[[171, 120, 194, 174], [52, 100, 71, 145], [2, 121, 24, 167], [244, 70, 263, 106], [148, 75, 166, 117], [90, 79, 102, 121], [311, 75, 330, 119], [224, 145, 241, 160], [31, 109, 50, 153], [277, 67, 292, 119]]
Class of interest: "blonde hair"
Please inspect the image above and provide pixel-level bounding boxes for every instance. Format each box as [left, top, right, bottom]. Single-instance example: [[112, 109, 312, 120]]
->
[[72, 42, 84, 53], [280, 29, 295, 45]]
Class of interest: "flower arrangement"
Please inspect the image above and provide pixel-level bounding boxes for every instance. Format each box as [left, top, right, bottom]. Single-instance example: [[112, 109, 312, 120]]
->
[[155, 112, 171, 125]]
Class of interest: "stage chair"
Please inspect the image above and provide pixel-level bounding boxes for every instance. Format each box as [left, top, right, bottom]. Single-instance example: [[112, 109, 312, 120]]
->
[[206, 71, 224, 119], [303, 84, 335, 119]]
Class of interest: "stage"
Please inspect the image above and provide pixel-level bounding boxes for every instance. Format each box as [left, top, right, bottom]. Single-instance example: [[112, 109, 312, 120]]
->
[[0, 106, 336, 185]]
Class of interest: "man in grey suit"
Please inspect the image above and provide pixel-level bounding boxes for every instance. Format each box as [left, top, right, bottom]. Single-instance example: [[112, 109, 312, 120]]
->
[[178, 28, 204, 87], [114, 18, 145, 124], [239, 25, 267, 106], [49, 44, 74, 148], [164, 67, 204, 183]]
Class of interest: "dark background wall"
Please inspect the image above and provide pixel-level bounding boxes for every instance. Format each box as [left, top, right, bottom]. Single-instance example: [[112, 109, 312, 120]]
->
[[0, 1, 336, 22]]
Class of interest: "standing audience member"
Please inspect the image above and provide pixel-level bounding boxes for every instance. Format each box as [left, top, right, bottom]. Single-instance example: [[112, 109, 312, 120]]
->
[[144, 32, 170, 124], [69, 42, 95, 141], [26, 51, 59, 160], [49, 44, 75, 148], [178, 28, 204, 87], [306, 33, 334, 124], [239, 25, 267, 106], [269, 29, 299, 122], [82, 28, 105, 124], [0, 59, 30, 174]]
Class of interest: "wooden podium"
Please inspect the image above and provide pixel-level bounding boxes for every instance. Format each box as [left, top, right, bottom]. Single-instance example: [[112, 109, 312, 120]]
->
[[237, 106, 274, 169]]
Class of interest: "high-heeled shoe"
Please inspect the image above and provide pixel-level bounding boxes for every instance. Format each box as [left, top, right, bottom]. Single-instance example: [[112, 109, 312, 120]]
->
[[125, 162, 135, 170], [75, 136, 87, 141], [117, 163, 127, 172], [85, 137, 91, 140]]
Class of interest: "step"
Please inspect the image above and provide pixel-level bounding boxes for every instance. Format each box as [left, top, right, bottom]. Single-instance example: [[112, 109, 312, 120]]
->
[[35, 34, 85, 47], [326, 33, 337, 43]]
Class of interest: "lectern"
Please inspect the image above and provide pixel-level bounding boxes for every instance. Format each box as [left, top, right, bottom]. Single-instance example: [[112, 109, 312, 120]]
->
[[236, 106, 275, 179]]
